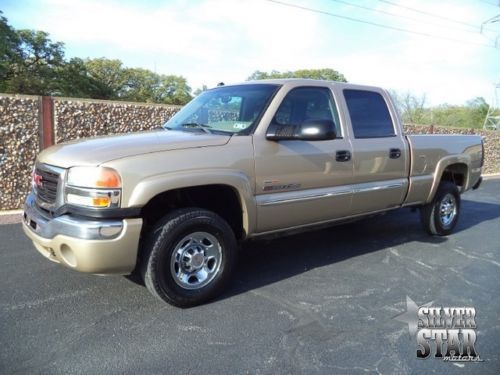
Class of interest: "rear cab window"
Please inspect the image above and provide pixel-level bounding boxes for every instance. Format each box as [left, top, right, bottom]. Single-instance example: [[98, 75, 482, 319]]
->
[[343, 89, 395, 138]]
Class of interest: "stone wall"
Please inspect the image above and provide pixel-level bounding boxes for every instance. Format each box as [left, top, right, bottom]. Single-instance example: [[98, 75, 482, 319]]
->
[[0, 94, 180, 210], [53, 98, 180, 143], [404, 124, 499, 175], [0, 93, 499, 211], [0, 95, 40, 210]]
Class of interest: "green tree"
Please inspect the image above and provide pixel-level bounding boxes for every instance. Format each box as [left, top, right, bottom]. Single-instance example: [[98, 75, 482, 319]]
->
[[390, 91, 429, 124], [431, 99, 489, 129], [0, 11, 20, 92], [121, 67, 158, 102], [193, 84, 208, 96], [247, 68, 347, 82], [0, 14, 193, 103], [390, 91, 489, 129], [54, 58, 113, 99], [3, 29, 65, 95], [121, 68, 192, 104], [465, 97, 489, 127], [84, 58, 127, 99], [159, 74, 192, 105]]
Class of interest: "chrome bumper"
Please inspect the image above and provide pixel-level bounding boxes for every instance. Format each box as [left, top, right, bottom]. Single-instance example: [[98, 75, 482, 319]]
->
[[23, 193, 143, 275], [24, 193, 124, 240]]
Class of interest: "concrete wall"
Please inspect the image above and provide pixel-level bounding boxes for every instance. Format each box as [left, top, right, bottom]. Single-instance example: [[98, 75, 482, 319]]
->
[[0, 93, 498, 210]]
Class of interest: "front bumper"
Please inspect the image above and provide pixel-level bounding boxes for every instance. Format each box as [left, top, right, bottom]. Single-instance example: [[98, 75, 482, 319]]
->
[[23, 193, 143, 274]]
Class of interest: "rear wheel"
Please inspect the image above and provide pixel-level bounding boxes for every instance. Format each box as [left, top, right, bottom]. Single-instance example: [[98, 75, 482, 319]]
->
[[141, 208, 238, 307], [420, 181, 460, 236]]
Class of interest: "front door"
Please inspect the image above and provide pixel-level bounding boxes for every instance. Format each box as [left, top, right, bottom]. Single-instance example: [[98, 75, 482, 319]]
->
[[253, 86, 353, 233]]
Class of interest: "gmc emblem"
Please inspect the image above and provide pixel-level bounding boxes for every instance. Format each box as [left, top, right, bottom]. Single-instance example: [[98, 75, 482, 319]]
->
[[33, 173, 43, 187]]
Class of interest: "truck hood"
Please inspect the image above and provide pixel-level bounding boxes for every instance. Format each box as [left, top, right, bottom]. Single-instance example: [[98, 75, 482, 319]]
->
[[38, 130, 231, 168]]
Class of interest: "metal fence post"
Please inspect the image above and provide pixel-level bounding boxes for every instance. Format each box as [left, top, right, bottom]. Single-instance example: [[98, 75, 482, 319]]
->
[[40, 96, 54, 149]]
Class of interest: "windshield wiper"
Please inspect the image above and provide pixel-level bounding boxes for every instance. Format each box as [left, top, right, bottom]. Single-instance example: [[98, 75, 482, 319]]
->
[[180, 123, 213, 134]]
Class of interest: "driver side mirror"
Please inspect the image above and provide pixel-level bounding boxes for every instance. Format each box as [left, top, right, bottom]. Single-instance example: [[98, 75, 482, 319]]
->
[[266, 119, 336, 141]]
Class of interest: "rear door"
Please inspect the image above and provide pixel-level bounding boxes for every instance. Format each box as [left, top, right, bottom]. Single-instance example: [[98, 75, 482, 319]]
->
[[340, 88, 409, 214]]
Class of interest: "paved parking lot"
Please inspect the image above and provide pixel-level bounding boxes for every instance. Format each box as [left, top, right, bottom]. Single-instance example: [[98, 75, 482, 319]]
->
[[1, 178, 499, 374]]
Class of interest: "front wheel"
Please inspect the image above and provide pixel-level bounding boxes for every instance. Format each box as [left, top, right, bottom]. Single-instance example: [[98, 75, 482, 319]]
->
[[420, 181, 460, 236], [141, 208, 238, 307]]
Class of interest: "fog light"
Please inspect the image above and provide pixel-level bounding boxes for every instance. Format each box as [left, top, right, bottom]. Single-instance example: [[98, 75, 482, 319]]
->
[[60, 244, 76, 267]]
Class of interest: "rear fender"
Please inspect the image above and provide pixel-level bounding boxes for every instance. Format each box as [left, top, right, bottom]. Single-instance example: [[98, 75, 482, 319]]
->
[[426, 155, 470, 203]]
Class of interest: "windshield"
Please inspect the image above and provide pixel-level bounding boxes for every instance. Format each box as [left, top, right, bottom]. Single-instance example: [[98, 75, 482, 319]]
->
[[163, 84, 280, 134]]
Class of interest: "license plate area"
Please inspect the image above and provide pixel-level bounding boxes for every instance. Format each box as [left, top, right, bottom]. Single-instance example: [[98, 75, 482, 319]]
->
[[24, 212, 38, 231]]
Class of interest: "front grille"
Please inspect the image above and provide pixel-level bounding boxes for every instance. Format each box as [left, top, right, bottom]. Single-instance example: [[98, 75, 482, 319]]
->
[[35, 165, 60, 206]]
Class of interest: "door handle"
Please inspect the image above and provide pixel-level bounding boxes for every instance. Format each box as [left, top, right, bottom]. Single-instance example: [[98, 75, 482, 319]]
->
[[336, 150, 351, 162], [389, 148, 402, 159]]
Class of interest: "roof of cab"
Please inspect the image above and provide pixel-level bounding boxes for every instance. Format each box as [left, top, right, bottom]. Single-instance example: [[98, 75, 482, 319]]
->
[[223, 78, 384, 92]]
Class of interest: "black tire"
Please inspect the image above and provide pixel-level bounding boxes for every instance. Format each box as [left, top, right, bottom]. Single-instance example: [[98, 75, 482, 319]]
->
[[420, 181, 460, 236], [140, 208, 237, 307]]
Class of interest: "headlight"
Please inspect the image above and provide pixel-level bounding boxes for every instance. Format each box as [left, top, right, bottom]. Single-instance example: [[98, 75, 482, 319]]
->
[[65, 167, 121, 209], [67, 167, 121, 188]]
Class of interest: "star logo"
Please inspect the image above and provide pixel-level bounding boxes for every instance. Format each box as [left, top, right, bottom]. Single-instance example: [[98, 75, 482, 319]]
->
[[393, 296, 433, 338]]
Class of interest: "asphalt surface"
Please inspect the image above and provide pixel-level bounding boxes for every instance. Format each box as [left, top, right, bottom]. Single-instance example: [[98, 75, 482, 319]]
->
[[1, 179, 499, 374]]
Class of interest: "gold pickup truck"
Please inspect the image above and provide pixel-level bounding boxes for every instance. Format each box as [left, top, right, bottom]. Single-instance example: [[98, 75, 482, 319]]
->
[[22, 79, 483, 307]]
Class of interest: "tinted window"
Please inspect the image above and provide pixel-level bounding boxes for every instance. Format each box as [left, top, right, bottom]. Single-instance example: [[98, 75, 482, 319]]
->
[[273, 87, 342, 137], [164, 84, 279, 134], [344, 90, 395, 138]]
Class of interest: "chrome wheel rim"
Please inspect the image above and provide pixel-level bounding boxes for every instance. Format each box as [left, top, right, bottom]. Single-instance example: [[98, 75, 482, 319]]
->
[[439, 193, 457, 227], [170, 232, 222, 290]]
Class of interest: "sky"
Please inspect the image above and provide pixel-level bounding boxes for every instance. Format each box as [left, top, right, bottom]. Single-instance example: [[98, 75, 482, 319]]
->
[[2, 0, 500, 106]]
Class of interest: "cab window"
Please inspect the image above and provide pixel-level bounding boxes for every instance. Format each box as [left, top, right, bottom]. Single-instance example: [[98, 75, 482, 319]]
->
[[344, 89, 395, 138], [273, 87, 341, 137]]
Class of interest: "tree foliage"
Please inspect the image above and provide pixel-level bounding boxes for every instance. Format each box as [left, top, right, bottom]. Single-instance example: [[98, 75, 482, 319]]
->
[[390, 91, 490, 129], [1, 12, 490, 127], [0, 11, 19, 91], [1, 27, 66, 95], [0, 13, 192, 104], [55, 58, 113, 99], [248, 68, 347, 82], [119, 68, 191, 104], [389, 91, 428, 124], [431, 98, 489, 128], [193, 84, 208, 96]]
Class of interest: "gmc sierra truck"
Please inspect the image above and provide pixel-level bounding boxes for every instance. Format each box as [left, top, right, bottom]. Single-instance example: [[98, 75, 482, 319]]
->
[[23, 79, 484, 307]]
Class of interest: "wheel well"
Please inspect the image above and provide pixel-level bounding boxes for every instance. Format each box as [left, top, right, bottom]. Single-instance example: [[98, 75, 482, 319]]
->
[[140, 185, 245, 240], [440, 163, 467, 187]]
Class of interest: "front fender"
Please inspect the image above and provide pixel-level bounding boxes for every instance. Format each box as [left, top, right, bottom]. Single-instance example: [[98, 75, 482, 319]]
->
[[126, 169, 256, 236]]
